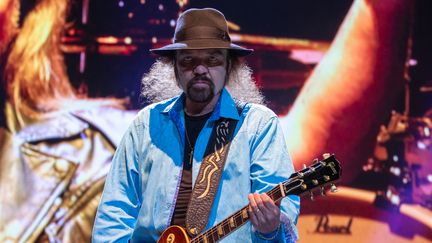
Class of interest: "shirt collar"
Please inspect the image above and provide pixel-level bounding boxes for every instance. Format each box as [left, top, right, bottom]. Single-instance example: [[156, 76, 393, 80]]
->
[[161, 88, 241, 121]]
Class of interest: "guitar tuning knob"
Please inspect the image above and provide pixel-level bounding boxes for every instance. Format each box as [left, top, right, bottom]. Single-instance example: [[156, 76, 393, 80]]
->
[[313, 158, 318, 164], [320, 187, 326, 196], [310, 191, 314, 201], [302, 164, 307, 169], [330, 183, 338, 193], [322, 153, 330, 159]]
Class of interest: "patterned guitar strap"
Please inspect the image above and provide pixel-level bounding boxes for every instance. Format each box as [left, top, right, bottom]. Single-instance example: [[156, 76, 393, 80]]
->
[[185, 103, 245, 237]]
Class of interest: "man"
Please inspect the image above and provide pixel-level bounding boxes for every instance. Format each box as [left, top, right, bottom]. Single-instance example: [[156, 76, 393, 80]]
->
[[92, 8, 300, 242]]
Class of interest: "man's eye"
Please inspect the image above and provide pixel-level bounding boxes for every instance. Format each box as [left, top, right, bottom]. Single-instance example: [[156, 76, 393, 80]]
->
[[208, 56, 217, 62], [206, 56, 222, 66], [182, 57, 193, 63]]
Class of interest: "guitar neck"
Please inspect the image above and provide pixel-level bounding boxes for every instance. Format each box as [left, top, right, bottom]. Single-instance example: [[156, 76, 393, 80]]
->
[[189, 154, 341, 243], [191, 183, 289, 243]]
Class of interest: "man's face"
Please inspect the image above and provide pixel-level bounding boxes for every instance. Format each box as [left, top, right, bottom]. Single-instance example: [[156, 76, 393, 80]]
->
[[175, 49, 229, 103]]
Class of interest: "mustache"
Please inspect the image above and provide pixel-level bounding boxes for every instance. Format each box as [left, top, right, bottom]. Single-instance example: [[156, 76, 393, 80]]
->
[[190, 75, 212, 83]]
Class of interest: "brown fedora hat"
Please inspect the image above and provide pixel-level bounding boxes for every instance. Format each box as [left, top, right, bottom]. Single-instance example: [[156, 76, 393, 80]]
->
[[150, 8, 253, 57]]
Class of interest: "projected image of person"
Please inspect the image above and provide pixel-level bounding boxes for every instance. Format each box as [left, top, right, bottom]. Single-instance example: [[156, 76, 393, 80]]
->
[[281, 0, 415, 183], [0, 0, 134, 242]]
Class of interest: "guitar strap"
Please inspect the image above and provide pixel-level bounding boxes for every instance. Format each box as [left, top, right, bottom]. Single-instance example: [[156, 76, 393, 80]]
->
[[185, 102, 245, 237]]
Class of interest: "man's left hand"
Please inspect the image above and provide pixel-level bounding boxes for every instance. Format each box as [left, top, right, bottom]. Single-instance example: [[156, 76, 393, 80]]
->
[[248, 192, 280, 234]]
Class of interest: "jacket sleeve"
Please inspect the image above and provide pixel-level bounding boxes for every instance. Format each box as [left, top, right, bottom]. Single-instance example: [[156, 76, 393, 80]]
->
[[92, 122, 142, 243], [249, 115, 300, 243]]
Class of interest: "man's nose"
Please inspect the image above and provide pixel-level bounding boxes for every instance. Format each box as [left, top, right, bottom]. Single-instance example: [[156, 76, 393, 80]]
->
[[193, 64, 209, 75]]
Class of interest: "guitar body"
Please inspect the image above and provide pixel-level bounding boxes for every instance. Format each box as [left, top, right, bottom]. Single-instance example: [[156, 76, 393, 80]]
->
[[158, 225, 190, 243]]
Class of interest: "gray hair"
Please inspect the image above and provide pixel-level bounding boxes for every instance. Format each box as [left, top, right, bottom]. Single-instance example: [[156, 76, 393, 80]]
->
[[141, 59, 265, 105]]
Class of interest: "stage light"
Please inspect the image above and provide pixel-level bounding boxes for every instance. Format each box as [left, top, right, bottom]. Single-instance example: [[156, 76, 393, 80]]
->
[[170, 19, 176, 27], [124, 37, 132, 45], [390, 166, 401, 176], [97, 36, 119, 44], [424, 126, 430, 137], [417, 141, 427, 150]]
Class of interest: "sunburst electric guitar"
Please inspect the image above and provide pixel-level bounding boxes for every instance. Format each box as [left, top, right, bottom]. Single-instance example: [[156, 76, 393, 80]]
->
[[158, 154, 342, 243]]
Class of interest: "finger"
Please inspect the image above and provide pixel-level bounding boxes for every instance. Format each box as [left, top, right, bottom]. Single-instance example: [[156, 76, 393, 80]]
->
[[261, 194, 279, 214], [261, 194, 276, 209], [248, 205, 259, 228], [249, 193, 263, 216], [257, 194, 279, 222], [263, 193, 282, 207], [248, 193, 258, 209], [248, 194, 260, 227], [254, 193, 269, 214], [253, 193, 266, 220], [254, 192, 265, 209]]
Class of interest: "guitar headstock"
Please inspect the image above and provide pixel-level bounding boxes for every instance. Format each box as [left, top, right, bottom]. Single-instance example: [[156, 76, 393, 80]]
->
[[284, 154, 342, 198]]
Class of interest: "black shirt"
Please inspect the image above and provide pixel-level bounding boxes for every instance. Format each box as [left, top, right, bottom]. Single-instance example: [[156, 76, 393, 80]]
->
[[170, 111, 212, 227]]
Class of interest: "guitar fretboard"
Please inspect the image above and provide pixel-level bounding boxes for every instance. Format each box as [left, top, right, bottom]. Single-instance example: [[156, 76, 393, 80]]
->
[[191, 185, 285, 243], [183, 155, 340, 243]]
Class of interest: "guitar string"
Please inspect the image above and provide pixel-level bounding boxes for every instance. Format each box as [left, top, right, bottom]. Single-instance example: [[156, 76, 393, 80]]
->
[[191, 186, 293, 243], [189, 161, 335, 242], [203, 180, 310, 242], [200, 177, 329, 242], [198, 187, 282, 240], [191, 187, 282, 243]]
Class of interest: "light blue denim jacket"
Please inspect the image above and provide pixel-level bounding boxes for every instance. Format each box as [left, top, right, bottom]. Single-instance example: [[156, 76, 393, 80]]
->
[[92, 89, 300, 242]]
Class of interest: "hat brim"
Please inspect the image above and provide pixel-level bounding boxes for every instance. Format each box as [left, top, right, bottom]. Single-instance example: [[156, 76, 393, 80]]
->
[[150, 41, 253, 57]]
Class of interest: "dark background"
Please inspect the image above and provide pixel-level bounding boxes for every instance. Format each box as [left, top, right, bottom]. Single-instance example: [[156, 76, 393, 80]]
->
[[64, 0, 432, 117]]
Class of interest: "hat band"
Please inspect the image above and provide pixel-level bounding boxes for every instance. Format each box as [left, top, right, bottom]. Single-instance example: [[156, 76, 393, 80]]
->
[[174, 26, 231, 43]]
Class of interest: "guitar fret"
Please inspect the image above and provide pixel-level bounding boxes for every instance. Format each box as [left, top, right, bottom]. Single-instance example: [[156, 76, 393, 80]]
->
[[217, 225, 223, 235], [279, 182, 286, 198], [229, 217, 235, 228], [241, 208, 248, 219]]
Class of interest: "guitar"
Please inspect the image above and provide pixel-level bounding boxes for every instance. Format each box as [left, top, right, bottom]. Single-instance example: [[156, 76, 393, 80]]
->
[[158, 154, 341, 243]]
